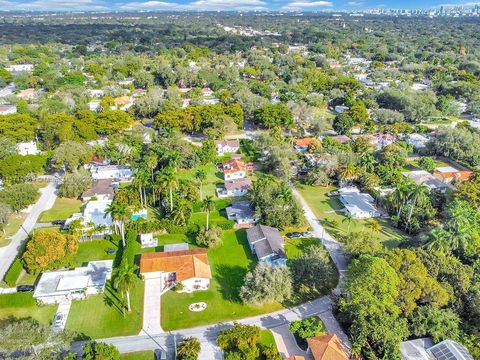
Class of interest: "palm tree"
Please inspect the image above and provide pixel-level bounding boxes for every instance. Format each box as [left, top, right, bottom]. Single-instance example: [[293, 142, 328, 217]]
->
[[342, 213, 357, 232], [86, 221, 96, 240], [106, 202, 131, 247], [367, 219, 382, 233], [406, 184, 429, 231], [177, 337, 201, 360], [202, 196, 215, 230], [173, 199, 190, 226], [339, 161, 358, 185], [159, 167, 178, 212], [146, 155, 158, 205], [195, 169, 207, 201], [113, 263, 138, 314]]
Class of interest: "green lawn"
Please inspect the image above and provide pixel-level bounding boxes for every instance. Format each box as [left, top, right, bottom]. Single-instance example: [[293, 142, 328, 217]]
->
[[178, 163, 223, 199], [161, 229, 283, 331], [66, 279, 144, 339], [285, 237, 321, 259], [0, 292, 57, 325], [121, 351, 154, 360], [39, 198, 83, 222], [259, 329, 276, 348], [73, 239, 118, 267], [297, 185, 407, 248], [0, 212, 27, 247]]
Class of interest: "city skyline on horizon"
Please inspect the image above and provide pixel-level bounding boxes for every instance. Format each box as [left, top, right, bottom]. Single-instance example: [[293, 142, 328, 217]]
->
[[0, 0, 480, 14]]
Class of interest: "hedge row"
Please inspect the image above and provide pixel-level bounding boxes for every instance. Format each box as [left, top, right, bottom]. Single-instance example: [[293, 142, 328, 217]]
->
[[3, 257, 23, 287]]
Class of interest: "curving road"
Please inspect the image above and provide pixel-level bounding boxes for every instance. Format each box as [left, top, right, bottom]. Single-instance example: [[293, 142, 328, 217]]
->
[[0, 180, 58, 280]]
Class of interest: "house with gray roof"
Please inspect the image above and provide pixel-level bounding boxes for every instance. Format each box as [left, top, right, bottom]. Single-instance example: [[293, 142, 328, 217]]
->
[[226, 201, 258, 226], [246, 224, 287, 266], [400, 338, 474, 360], [339, 186, 380, 219]]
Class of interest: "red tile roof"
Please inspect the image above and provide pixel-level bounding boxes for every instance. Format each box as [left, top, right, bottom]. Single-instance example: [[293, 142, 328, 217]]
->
[[307, 335, 349, 360]]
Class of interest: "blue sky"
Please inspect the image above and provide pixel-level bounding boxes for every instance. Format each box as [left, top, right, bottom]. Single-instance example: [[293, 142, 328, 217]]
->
[[0, 0, 478, 12]]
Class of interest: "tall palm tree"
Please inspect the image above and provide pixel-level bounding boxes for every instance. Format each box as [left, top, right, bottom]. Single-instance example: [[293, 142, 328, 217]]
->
[[202, 196, 215, 230], [195, 169, 207, 201], [113, 263, 138, 314], [339, 161, 358, 185], [342, 213, 357, 232], [173, 199, 190, 226], [106, 202, 131, 247], [426, 227, 452, 253], [146, 155, 158, 204], [406, 184, 429, 231], [159, 166, 178, 212]]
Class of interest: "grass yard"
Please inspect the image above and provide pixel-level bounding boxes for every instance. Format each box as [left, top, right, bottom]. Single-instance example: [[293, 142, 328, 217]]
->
[[297, 185, 407, 248], [285, 237, 321, 259], [121, 351, 154, 360], [161, 229, 283, 331], [0, 212, 28, 247], [0, 292, 57, 324], [73, 239, 119, 267], [66, 278, 144, 339], [178, 163, 222, 199], [39, 198, 83, 222], [259, 329, 276, 348]]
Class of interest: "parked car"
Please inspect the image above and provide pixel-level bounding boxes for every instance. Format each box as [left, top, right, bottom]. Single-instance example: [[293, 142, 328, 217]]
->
[[52, 220, 66, 226], [327, 190, 339, 197], [302, 231, 315, 238], [16, 285, 34, 292], [286, 232, 302, 239], [106, 248, 116, 255]]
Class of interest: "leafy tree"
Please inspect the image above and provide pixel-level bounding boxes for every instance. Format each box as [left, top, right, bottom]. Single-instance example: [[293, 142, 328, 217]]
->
[[52, 141, 92, 172], [195, 169, 207, 201], [418, 157, 435, 172], [0, 183, 38, 211], [0, 137, 17, 160], [333, 112, 354, 135], [217, 323, 261, 359], [455, 171, 480, 209], [0, 114, 38, 142], [249, 175, 303, 230], [59, 169, 93, 198], [23, 229, 78, 274], [0, 154, 47, 184], [339, 255, 408, 358], [254, 103, 294, 129], [0, 202, 12, 234], [384, 249, 449, 315], [0, 318, 75, 359], [410, 306, 460, 343], [289, 317, 326, 343], [177, 337, 201, 360], [196, 226, 222, 248], [290, 245, 337, 299], [240, 263, 292, 305], [83, 341, 120, 360], [342, 231, 383, 257]]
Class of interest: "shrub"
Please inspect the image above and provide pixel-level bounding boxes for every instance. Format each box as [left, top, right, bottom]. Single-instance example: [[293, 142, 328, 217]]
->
[[83, 341, 120, 360], [177, 337, 201, 360], [173, 282, 185, 292], [3, 257, 23, 287], [196, 226, 223, 248], [289, 317, 326, 350]]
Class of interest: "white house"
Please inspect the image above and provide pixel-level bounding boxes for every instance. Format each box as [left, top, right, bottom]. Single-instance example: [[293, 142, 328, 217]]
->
[[0, 104, 17, 115], [87, 89, 105, 98], [65, 200, 113, 234], [223, 159, 246, 180], [16, 141, 39, 156], [216, 140, 240, 156], [339, 187, 380, 219], [6, 64, 34, 73], [406, 133, 430, 150], [400, 338, 474, 360], [89, 165, 133, 181], [217, 178, 252, 198], [33, 260, 113, 304], [140, 249, 211, 292], [226, 201, 257, 226], [88, 101, 101, 112], [139, 233, 157, 248]]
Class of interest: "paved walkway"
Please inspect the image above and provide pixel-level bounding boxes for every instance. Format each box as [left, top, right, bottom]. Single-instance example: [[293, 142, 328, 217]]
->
[[140, 276, 163, 335], [271, 324, 310, 359], [0, 180, 57, 280], [52, 300, 71, 332]]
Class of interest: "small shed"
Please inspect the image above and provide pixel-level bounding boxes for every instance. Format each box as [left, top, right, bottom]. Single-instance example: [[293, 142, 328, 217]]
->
[[139, 233, 157, 249]]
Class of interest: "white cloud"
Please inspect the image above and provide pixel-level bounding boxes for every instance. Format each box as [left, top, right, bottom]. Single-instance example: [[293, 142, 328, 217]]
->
[[120, 0, 266, 10], [347, 0, 364, 5], [282, 0, 332, 9], [0, 0, 108, 11], [436, 1, 480, 6]]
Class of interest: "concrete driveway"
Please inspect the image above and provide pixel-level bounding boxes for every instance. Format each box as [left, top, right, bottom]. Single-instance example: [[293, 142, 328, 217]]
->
[[140, 276, 163, 335], [271, 324, 310, 359]]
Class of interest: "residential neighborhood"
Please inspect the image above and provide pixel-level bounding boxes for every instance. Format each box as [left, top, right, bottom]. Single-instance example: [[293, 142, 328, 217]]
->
[[0, 8, 480, 360]]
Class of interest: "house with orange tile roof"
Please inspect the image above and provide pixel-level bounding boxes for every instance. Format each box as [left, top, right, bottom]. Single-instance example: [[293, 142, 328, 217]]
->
[[286, 356, 305, 360], [433, 166, 473, 184], [307, 334, 349, 360], [295, 138, 316, 152], [140, 249, 211, 292], [223, 159, 247, 180]]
